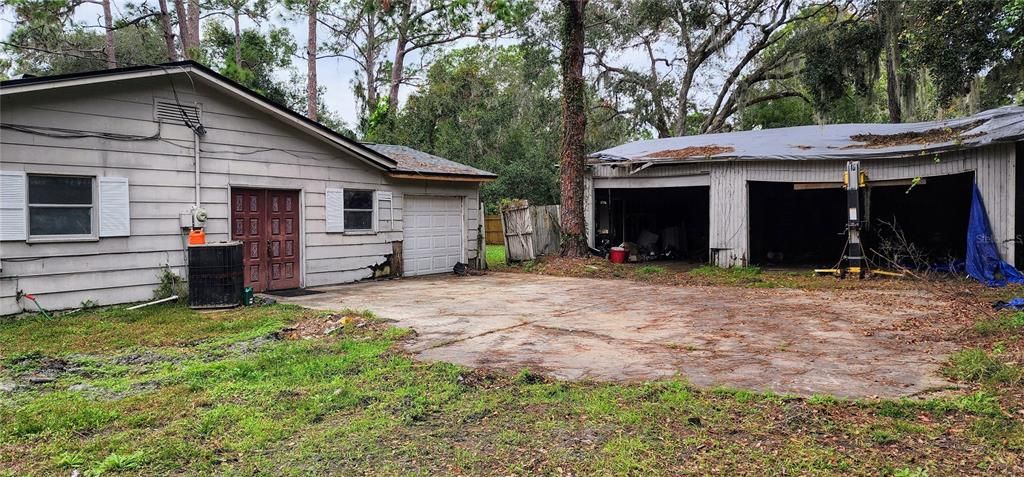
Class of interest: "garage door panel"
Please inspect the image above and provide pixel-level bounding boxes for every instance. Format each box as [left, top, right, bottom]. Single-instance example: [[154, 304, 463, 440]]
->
[[404, 196, 465, 276]]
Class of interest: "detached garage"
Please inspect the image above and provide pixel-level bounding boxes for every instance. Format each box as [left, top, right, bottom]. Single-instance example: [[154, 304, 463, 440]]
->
[[587, 107, 1023, 270], [0, 62, 495, 314]]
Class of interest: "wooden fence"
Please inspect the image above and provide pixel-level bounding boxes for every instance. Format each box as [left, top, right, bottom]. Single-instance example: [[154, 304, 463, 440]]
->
[[484, 215, 504, 245], [530, 205, 561, 256], [492, 203, 562, 262], [501, 203, 535, 261]]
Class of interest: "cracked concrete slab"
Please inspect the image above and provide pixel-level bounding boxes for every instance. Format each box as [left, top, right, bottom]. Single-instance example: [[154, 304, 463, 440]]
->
[[278, 273, 958, 398]]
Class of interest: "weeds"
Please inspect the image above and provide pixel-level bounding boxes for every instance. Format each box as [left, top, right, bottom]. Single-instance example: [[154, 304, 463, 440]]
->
[[974, 312, 1024, 335], [635, 265, 667, 276], [153, 265, 187, 302], [3, 304, 1022, 476], [944, 348, 1021, 384]]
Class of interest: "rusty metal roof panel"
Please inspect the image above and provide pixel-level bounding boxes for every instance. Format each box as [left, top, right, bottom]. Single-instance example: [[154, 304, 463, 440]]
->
[[590, 106, 1024, 164], [364, 143, 496, 178]]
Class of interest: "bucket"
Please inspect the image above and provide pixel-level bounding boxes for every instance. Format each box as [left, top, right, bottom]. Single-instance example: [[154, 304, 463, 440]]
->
[[188, 228, 206, 245], [609, 247, 627, 264]]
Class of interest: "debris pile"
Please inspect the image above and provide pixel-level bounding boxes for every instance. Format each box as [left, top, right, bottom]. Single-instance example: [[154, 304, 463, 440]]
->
[[279, 313, 370, 339], [641, 145, 734, 159], [845, 120, 987, 149]]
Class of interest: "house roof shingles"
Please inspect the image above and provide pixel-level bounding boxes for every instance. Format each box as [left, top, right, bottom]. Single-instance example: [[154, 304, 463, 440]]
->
[[365, 143, 496, 179]]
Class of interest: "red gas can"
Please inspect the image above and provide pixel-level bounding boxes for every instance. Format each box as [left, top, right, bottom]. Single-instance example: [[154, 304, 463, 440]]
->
[[188, 228, 206, 245], [609, 247, 627, 264]]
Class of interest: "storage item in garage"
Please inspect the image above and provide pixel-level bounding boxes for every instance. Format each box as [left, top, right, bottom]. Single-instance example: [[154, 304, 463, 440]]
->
[[188, 241, 243, 309], [609, 247, 627, 264]]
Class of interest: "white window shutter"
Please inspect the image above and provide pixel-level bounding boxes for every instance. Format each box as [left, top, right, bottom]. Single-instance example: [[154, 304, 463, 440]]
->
[[325, 187, 345, 232], [98, 177, 130, 237], [0, 171, 26, 241], [372, 191, 380, 233]]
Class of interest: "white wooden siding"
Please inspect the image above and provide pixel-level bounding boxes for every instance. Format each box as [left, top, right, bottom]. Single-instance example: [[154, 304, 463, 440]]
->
[[0, 77, 480, 312], [589, 143, 1017, 267]]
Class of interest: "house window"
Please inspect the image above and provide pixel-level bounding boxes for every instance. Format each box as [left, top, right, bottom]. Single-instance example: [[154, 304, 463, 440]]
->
[[28, 175, 94, 237], [343, 190, 374, 231]]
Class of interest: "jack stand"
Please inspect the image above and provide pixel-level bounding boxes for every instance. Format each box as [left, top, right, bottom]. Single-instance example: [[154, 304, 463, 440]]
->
[[815, 161, 867, 278]]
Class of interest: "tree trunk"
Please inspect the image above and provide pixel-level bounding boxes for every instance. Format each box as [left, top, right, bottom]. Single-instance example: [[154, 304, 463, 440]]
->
[[558, 0, 589, 257], [885, 47, 902, 123], [673, 66, 696, 136], [233, 8, 242, 68], [101, 0, 116, 68], [387, 37, 407, 113], [158, 0, 178, 61], [187, 0, 201, 59], [363, 9, 379, 114], [173, 0, 190, 55], [880, 0, 903, 123], [386, 2, 411, 113], [173, 0, 200, 59], [306, 1, 319, 121]]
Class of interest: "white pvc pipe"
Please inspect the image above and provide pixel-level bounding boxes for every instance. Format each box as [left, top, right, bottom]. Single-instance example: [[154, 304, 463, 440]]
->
[[126, 295, 179, 310]]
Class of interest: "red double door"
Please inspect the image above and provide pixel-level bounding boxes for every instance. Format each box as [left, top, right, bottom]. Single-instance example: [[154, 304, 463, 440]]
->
[[231, 189, 301, 292]]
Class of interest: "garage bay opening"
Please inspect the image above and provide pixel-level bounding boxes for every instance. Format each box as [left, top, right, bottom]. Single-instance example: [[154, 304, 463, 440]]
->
[[747, 172, 974, 271], [594, 187, 710, 262], [748, 182, 847, 267]]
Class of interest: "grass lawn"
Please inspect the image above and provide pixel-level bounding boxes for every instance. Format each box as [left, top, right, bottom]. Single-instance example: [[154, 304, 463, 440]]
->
[[2, 302, 1023, 475], [486, 244, 507, 269]]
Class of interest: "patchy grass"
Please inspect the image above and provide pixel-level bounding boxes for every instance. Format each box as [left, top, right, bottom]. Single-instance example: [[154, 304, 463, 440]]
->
[[689, 265, 766, 285], [486, 244, 507, 269], [974, 312, 1024, 336], [635, 265, 667, 276], [2, 304, 1023, 475], [944, 348, 1022, 385], [0, 304, 292, 355], [498, 255, 939, 291]]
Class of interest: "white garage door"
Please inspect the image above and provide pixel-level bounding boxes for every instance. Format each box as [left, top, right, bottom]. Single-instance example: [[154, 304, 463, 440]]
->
[[404, 196, 465, 276]]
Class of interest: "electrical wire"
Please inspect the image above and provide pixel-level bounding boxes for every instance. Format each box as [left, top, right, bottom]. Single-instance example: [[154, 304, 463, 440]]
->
[[155, 65, 206, 136], [0, 123, 160, 141]]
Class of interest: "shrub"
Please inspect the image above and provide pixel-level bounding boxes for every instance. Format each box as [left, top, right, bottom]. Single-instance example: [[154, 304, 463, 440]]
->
[[154, 265, 187, 302]]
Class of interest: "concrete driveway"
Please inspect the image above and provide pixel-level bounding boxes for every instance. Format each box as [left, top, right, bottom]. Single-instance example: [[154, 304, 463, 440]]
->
[[278, 273, 958, 398]]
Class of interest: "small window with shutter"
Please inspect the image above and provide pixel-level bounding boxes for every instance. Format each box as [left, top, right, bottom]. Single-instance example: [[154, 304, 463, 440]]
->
[[27, 174, 95, 237], [343, 190, 375, 231], [325, 188, 376, 233]]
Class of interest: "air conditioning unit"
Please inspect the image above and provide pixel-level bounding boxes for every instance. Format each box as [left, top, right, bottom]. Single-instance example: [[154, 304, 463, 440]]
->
[[187, 241, 243, 309]]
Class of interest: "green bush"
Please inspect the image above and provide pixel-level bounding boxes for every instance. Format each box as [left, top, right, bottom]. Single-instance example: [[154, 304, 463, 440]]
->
[[153, 265, 187, 302]]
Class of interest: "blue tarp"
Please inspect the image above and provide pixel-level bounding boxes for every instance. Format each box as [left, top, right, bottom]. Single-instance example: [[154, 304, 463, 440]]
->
[[966, 183, 1024, 287], [993, 298, 1024, 310]]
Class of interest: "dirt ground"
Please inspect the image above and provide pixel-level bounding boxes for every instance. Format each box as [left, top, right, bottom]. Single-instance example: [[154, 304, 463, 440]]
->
[[278, 273, 964, 398]]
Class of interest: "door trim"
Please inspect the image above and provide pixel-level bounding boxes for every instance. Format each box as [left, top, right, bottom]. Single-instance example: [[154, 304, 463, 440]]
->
[[228, 185, 305, 289]]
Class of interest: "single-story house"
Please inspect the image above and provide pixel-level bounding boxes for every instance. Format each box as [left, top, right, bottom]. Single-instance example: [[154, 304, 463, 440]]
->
[[586, 107, 1024, 269], [0, 61, 494, 314]]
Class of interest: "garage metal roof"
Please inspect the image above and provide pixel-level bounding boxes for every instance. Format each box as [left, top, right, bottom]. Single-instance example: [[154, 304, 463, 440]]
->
[[590, 106, 1024, 164]]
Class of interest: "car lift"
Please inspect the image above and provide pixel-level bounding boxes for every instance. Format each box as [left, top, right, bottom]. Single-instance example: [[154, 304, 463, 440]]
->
[[814, 161, 905, 279]]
